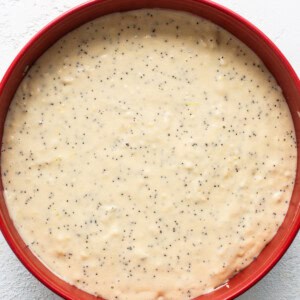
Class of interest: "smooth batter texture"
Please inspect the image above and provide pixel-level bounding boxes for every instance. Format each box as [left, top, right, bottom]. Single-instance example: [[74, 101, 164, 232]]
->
[[1, 9, 297, 300]]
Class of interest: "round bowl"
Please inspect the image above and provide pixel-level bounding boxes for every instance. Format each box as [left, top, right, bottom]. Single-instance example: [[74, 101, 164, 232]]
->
[[0, 0, 299, 299]]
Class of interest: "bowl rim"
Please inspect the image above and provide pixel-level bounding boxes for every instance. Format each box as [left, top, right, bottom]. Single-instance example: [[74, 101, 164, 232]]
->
[[0, 0, 299, 300]]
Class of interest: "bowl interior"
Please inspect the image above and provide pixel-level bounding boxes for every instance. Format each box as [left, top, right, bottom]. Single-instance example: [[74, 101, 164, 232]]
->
[[0, 1, 299, 299]]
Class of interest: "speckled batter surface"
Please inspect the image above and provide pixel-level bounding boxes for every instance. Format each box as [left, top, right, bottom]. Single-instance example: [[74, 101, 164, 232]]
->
[[1, 9, 297, 300]]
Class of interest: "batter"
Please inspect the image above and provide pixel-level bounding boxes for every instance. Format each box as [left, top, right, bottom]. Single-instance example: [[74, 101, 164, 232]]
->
[[1, 9, 297, 300]]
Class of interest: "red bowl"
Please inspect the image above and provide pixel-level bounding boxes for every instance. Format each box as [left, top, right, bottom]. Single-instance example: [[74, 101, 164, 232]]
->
[[0, 0, 299, 299]]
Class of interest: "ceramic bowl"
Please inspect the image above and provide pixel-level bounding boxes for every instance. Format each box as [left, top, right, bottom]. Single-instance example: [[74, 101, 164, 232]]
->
[[0, 1, 299, 299]]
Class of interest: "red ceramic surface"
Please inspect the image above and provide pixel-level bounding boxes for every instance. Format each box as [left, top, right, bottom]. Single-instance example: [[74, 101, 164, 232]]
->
[[0, 1, 299, 299]]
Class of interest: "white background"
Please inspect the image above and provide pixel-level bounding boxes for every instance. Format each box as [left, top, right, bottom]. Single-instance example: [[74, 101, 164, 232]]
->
[[0, 1, 299, 299]]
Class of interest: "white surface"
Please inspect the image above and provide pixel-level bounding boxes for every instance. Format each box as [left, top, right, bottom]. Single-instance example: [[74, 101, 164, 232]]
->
[[0, 0, 299, 299]]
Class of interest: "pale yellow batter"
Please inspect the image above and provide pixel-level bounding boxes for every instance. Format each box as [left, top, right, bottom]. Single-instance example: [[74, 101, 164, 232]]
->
[[1, 9, 297, 300]]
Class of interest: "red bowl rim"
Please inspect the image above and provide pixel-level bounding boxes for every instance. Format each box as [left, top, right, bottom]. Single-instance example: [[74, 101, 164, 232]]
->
[[0, 1, 299, 300]]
